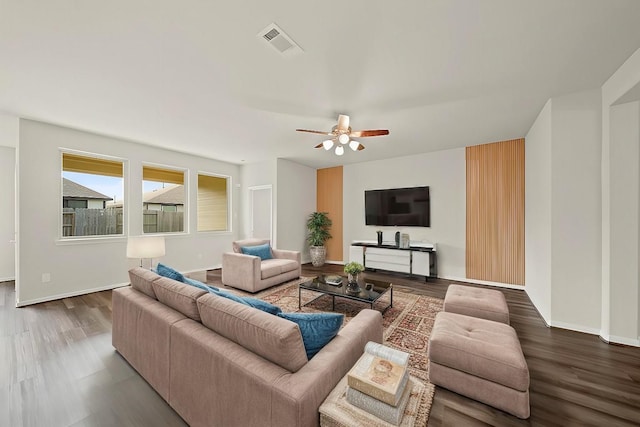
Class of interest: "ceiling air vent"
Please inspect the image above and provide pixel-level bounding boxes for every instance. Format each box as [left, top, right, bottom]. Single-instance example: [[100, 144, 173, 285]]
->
[[257, 23, 303, 57]]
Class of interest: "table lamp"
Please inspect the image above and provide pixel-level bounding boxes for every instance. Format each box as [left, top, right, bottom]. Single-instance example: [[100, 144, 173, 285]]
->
[[126, 235, 166, 269]]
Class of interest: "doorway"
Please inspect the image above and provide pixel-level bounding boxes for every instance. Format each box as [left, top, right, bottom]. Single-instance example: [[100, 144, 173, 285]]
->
[[249, 185, 272, 243]]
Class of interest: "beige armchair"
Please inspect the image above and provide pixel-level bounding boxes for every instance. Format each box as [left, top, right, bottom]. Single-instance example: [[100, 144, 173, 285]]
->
[[222, 238, 301, 293]]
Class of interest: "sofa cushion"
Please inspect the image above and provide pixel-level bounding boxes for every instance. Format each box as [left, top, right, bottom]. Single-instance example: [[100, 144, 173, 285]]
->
[[197, 293, 308, 372], [128, 267, 160, 299], [152, 277, 207, 322], [232, 238, 270, 254], [240, 243, 273, 260], [156, 263, 186, 282], [260, 258, 298, 279], [277, 312, 344, 359], [444, 284, 510, 324], [260, 259, 284, 279], [429, 311, 529, 391]]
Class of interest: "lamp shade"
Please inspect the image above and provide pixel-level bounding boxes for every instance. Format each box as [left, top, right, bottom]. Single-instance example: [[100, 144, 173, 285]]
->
[[127, 236, 166, 259], [322, 139, 334, 150]]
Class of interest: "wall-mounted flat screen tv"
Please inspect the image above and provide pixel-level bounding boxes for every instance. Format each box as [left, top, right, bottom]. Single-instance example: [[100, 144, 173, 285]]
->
[[365, 186, 430, 227]]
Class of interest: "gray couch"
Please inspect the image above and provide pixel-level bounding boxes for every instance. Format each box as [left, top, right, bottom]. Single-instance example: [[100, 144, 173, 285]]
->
[[112, 267, 383, 427], [222, 238, 301, 292]]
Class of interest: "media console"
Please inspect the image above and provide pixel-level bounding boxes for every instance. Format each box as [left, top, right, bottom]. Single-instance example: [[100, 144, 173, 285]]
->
[[349, 241, 437, 281]]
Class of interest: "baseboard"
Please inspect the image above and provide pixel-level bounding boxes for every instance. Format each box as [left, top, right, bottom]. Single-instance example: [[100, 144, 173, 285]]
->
[[16, 281, 129, 307], [325, 260, 345, 265], [183, 265, 221, 274], [605, 334, 640, 347], [0, 276, 16, 283], [443, 276, 525, 291], [550, 321, 600, 336], [524, 290, 551, 328]]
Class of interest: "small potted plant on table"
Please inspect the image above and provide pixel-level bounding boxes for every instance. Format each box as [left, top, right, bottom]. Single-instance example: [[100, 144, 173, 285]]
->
[[344, 261, 364, 294]]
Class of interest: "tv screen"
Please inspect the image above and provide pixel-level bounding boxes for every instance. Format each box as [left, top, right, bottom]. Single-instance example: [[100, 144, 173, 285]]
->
[[365, 186, 430, 227]]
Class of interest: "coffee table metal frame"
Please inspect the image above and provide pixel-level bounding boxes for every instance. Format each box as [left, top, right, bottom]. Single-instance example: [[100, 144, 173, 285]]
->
[[298, 275, 393, 313]]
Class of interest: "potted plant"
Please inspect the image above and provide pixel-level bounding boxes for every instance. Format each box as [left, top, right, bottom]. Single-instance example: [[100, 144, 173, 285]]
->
[[306, 212, 332, 267], [344, 261, 364, 293]]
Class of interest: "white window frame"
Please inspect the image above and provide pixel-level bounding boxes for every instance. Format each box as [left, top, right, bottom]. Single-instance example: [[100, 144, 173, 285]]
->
[[59, 149, 127, 242]]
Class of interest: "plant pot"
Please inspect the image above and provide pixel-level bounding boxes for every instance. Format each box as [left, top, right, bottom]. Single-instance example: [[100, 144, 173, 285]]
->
[[310, 245, 326, 267], [346, 273, 361, 294]]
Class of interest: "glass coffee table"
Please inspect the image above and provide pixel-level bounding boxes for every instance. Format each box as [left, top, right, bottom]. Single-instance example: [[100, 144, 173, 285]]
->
[[298, 275, 393, 313]]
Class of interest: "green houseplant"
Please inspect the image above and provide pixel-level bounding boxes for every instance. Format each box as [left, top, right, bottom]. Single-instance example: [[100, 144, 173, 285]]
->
[[344, 262, 364, 279], [344, 261, 364, 293], [306, 212, 332, 267]]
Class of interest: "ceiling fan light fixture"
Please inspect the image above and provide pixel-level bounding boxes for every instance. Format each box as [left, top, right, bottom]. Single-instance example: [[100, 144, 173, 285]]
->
[[322, 139, 334, 150], [296, 114, 388, 155]]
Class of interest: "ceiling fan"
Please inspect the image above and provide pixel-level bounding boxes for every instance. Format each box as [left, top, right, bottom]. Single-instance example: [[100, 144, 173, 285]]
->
[[296, 114, 389, 156]]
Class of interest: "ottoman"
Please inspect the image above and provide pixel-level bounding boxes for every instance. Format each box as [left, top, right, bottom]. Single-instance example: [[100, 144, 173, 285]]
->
[[444, 284, 510, 324], [428, 312, 530, 418]]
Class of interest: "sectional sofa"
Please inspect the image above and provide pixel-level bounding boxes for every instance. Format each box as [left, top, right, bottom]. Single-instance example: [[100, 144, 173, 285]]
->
[[112, 267, 383, 426]]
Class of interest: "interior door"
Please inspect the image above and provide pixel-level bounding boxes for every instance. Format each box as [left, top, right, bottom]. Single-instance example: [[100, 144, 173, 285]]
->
[[249, 185, 272, 243], [0, 147, 16, 283]]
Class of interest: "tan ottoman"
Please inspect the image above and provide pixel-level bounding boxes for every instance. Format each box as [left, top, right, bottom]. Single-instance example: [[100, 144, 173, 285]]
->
[[444, 284, 510, 324], [428, 312, 530, 419]]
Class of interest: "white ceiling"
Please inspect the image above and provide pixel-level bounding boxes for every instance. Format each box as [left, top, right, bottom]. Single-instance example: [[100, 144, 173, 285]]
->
[[1, 0, 640, 169]]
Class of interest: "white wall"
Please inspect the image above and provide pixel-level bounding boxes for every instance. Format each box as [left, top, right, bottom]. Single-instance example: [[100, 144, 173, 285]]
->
[[17, 119, 240, 305], [239, 158, 315, 261], [608, 102, 639, 343], [276, 159, 316, 263], [602, 46, 640, 346], [525, 90, 602, 333], [525, 100, 552, 324], [0, 147, 16, 281], [550, 90, 602, 333], [0, 112, 19, 148], [342, 148, 466, 280], [0, 113, 18, 282], [240, 159, 277, 241]]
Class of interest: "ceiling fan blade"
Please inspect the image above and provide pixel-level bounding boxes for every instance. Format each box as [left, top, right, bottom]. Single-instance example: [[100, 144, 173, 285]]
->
[[357, 143, 365, 151], [350, 129, 390, 137], [314, 142, 324, 149], [336, 115, 350, 132], [296, 129, 333, 136]]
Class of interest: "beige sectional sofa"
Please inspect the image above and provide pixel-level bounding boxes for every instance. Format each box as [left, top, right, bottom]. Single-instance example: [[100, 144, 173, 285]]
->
[[113, 267, 383, 427]]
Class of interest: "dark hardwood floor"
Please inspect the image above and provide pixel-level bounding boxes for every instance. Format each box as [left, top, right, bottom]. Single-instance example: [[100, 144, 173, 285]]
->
[[2, 265, 639, 426]]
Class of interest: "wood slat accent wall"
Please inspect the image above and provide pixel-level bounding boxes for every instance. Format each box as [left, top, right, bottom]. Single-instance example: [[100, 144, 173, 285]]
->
[[466, 138, 525, 285], [317, 166, 343, 261]]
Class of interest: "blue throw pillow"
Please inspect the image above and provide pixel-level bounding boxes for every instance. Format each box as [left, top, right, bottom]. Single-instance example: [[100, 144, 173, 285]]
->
[[209, 289, 282, 315], [240, 243, 273, 260], [277, 312, 344, 359], [210, 288, 247, 304], [242, 297, 282, 315], [156, 263, 185, 282], [184, 277, 219, 292]]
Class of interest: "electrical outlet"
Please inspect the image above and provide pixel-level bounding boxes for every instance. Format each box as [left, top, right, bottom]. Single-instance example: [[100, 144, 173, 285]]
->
[[42, 273, 51, 283]]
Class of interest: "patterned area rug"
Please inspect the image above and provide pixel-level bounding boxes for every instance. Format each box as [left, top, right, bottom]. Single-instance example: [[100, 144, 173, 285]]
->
[[223, 277, 444, 425]]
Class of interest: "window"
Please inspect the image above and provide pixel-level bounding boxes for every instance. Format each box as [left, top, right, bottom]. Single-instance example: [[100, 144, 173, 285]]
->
[[63, 199, 88, 209], [62, 152, 124, 237], [143, 165, 185, 233], [197, 173, 229, 232]]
